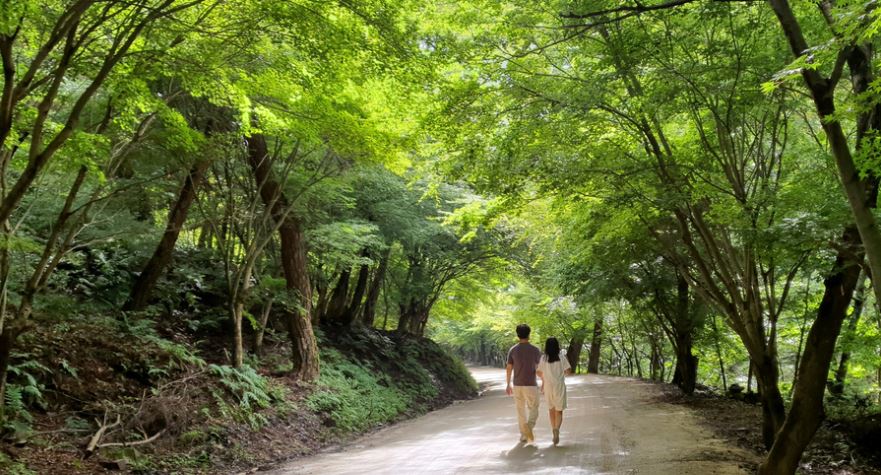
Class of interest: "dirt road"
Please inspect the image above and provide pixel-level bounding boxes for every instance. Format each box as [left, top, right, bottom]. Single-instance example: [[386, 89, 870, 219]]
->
[[265, 367, 756, 474]]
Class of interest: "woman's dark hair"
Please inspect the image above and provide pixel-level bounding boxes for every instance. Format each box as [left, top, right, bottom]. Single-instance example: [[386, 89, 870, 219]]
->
[[545, 337, 561, 363]]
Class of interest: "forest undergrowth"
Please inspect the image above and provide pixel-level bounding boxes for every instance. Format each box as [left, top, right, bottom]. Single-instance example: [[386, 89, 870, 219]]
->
[[651, 381, 881, 474], [0, 309, 476, 474]]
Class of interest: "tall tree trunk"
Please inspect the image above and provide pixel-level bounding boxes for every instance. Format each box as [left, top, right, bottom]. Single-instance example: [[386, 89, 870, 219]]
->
[[587, 317, 603, 373], [760, 226, 863, 474], [711, 314, 727, 391], [314, 276, 329, 324], [124, 160, 210, 311], [769, 0, 881, 322], [566, 332, 586, 373], [397, 299, 419, 334], [671, 332, 698, 394], [344, 260, 371, 326], [231, 300, 245, 368], [754, 354, 787, 450], [670, 274, 698, 394], [832, 270, 867, 395], [325, 270, 351, 323], [253, 300, 273, 356], [246, 133, 318, 381], [361, 248, 389, 327]]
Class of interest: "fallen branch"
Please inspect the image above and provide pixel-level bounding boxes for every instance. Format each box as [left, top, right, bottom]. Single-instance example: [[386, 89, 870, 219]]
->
[[97, 429, 166, 448], [84, 412, 122, 458]]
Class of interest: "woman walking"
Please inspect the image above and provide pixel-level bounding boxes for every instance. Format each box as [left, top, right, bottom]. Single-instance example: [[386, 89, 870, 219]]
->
[[537, 337, 573, 446]]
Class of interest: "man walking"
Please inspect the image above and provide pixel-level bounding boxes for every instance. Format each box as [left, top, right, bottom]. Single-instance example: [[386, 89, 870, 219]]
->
[[505, 323, 542, 443]]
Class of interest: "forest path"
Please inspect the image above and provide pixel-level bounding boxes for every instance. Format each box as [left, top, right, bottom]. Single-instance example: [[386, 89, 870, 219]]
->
[[264, 367, 756, 474]]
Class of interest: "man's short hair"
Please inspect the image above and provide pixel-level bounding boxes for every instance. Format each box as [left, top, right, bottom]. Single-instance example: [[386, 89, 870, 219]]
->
[[516, 324, 531, 340]]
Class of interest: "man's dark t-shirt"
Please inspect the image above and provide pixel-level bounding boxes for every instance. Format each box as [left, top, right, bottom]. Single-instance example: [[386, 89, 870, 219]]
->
[[507, 342, 542, 386]]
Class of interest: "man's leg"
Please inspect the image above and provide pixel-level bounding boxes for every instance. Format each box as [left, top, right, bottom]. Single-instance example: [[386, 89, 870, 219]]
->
[[526, 386, 540, 440], [513, 386, 528, 440]]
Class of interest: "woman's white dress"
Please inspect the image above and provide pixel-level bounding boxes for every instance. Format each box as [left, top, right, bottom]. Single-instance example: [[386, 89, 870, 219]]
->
[[538, 355, 570, 410]]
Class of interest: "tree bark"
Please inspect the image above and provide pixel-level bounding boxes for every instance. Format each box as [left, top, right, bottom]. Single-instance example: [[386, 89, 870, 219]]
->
[[759, 226, 863, 474], [587, 317, 603, 373], [671, 332, 698, 394], [754, 354, 787, 450], [566, 332, 586, 373], [246, 133, 319, 381], [361, 248, 390, 327], [325, 269, 351, 322], [670, 274, 698, 394], [253, 300, 273, 355], [124, 160, 210, 311], [711, 314, 727, 391], [344, 260, 371, 326]]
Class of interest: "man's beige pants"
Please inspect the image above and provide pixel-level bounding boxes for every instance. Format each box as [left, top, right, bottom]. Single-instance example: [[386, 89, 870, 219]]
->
[[513, 385, 540, 438]]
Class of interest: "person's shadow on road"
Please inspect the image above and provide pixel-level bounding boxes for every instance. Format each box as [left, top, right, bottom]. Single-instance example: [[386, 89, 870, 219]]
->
[[501, 441, 538, 462], [501, 441, 583, 472]]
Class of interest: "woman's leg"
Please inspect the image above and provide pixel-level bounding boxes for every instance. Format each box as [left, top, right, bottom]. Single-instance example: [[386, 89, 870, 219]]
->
[[555, 410, 563, 429], [548, 408, 556, 430]]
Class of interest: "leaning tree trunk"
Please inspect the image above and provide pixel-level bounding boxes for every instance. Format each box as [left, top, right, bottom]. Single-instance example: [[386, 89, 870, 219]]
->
[[832, 270, 867, 395], [760, 226, 863, 474], [124, 160, 210, 311], [246, 132, 319, 381], [587, 317, 603, 373], [753, 352, 787, 451], [769, 0, 881, 325]]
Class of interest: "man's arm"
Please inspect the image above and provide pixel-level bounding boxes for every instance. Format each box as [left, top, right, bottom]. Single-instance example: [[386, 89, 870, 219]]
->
[[506, 363, 514, 396]]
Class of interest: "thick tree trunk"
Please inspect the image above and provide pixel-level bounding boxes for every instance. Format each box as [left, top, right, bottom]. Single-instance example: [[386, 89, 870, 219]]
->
[[587, 317, 603, 373], [669, 274, 698, 394], [397, 299, 421, 334], [760, 226, 863, 474], [566, 332, 585, 373], [361, 249, 390, 327], [671, 332, 698, 395], [246, 133, 319, 381], [754, 355, 787, 450], [325, 270, 351, 322], [124, 160, 210, 311]]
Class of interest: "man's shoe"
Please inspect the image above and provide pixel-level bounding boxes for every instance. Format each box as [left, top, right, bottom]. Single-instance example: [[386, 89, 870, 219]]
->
[[552, 429, 560, 446]]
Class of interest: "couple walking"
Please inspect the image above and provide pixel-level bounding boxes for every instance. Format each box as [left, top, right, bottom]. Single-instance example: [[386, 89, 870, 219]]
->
[[505, 323, 573, 446]]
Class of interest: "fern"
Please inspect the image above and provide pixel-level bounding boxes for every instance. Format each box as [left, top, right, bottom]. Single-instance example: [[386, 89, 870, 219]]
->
[[208, 364, 283, 429]]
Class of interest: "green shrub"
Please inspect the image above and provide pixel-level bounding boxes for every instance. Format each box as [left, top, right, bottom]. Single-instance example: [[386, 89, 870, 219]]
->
[[306, 348, 410, 433]]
